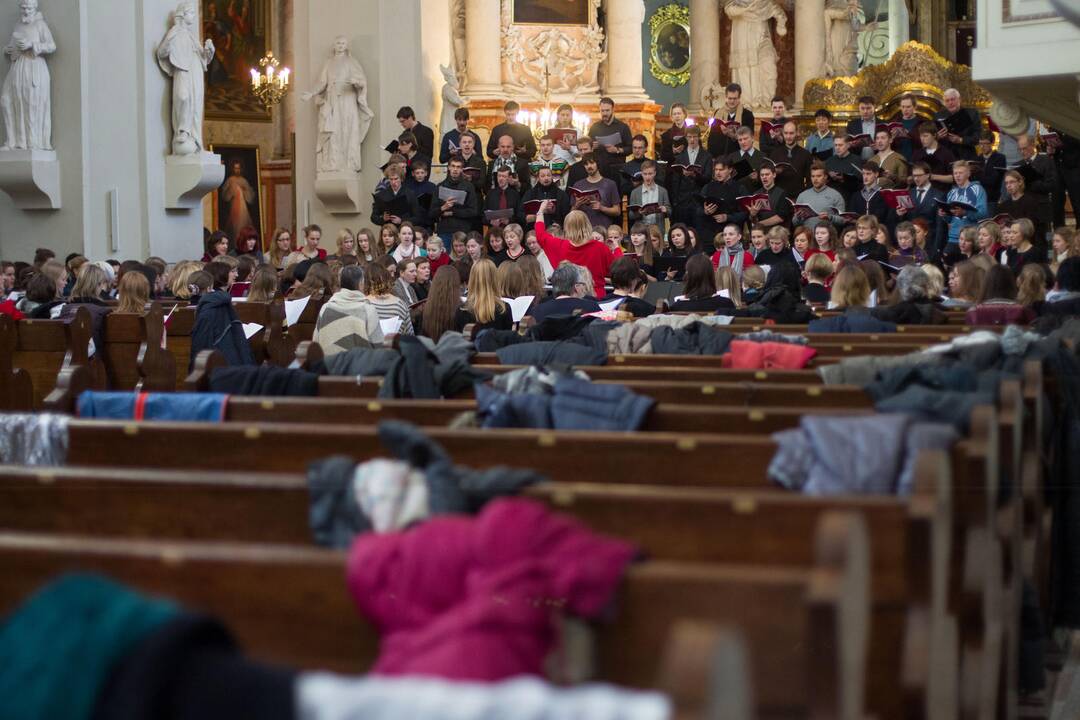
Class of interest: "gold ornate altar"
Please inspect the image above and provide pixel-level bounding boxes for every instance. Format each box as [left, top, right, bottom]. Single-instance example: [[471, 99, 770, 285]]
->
[[802, 41, 992, 119]]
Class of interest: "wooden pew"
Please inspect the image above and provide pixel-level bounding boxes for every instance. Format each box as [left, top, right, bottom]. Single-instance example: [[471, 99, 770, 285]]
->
[[232, 300, 290, 367], [163, 306, 197, 389], [0, 512, 869, 718], [100, 304, 175, 392], [284, 295, 327, 355], [0, 314, 33, 410], [12, 307, 101, 408]]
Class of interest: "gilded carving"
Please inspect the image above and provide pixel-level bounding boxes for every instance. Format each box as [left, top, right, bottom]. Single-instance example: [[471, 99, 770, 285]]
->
[[803, 41, 992, 112], [649, 4, 691, 87], [499, 0, 605, 98]]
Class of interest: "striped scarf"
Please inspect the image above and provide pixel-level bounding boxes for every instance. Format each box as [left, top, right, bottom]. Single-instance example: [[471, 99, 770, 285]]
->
[[716, 247, 745, 276]]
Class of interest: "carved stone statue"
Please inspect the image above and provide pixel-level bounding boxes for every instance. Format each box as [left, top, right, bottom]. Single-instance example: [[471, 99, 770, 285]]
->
[[1, 0, 55, 151], [302, 36, 374, 174], [724, 0, 787, 110], [499, 0, 605, 98], [450, 0, 467, 84], [439, 64, 467, 139], [156, 3, 214, 156], [824, 0, 863, 77]]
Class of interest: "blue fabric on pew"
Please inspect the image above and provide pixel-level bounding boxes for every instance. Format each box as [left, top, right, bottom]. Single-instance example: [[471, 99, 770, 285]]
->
[[494, 342, 608, 367], [807, 313, 897, 334], [475, 377, 654, 432], [77, 392, 228, 422]]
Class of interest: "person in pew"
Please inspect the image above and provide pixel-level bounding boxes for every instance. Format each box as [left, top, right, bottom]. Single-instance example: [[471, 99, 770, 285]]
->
[[802, 253, 834, 304], [115, 270, 150, 313], [202, 230, 230, 263], [290, 262, 333, 301], [313, 265, 384, 356], [870, 265, 946, 324], [1041, 257, 1080, 313], [365, 261, 414, 335], [457, 258, 512, 334], [393, 258, 420, 305], [740, 264, 766, 304], [606, 256, 655, 317], [1016, 263, 1050, 305], [860, 258, 890, 307], [1001, 218, 1044, 275], [710, 223, 755, 276], [965, 264, 1036, 325], [20, 271, 60, 318], [669, 254, 737, 313], [1051, 227, 1079, 276], [525, 262, 601, 323], [943, 260, 984, 308], [267, 227, 294, 272], [246, 266, 279, 303], [190, 261, 254, 369], [185, 269, 212, 306], [828, 263, 872, 309], [417, 265, 463, 340]]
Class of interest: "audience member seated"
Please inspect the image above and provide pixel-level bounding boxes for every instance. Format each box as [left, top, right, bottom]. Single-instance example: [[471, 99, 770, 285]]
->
[[1002, 218, 1044, 275], [871, 265, 946, 324], [802, 254, 834, 304], [829, 264, 872, 310], [457, 258, 512, 334], [417, 266, 463, 340], [604, 256, 654, 317], [190, 262, 254, 368], [526, 263, 601, 323], [115, 270, 149, 314], [1017, 264, 1051, 306], [1040, 257, 1080, 313], [965, 264, 1036, 325], [943, 260, 984, 309], [710, 223, 756, 277], [670, 255, 737, 313], [313, 265, 384, 356], [365, 262, 414, 335]]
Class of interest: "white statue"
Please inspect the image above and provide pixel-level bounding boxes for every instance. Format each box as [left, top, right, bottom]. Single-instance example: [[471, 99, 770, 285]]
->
[[156, 3, 214, 156], [824, 0, 864, 77], [0, 0, 55, 151], [450, 0, 467, 84], [439, 64, 467, 140], [302, 36, 374, 174], [725, 0, 787, 110]]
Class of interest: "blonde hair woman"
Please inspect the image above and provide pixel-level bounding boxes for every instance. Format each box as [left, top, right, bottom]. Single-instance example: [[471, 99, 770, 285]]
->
[[116, 271, 150, 313], [246, 266, 279, 303], [534, 204, 615, 298], [714, 266, 744, 307], [168, 261, 202, 300], [829, 265, 871, 309], [356, 228, 378, 262], [459, 258, 512, 332], [268, 228, 294, 271], [1051, 227, 1078, 274], [333, 228, 357, 260]]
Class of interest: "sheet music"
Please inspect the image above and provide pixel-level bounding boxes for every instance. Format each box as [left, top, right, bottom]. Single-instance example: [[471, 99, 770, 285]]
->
[[284, 296, 311, 327], [380, 316, 403, 335], [242, 323, 264, 340]]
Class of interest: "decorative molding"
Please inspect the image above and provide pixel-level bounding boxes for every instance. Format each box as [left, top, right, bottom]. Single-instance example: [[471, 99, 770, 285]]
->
[[803, 41, 992, 112], [499, 0, 605, 99], [649, 4, 691, 87], [1002, 0, 1059, 24], [0, 150, 61, 210], [164, 153, 225, 210]]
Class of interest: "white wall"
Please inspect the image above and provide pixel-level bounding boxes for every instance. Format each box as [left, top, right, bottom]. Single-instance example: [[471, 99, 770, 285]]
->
[[0, 0, 218, 265]]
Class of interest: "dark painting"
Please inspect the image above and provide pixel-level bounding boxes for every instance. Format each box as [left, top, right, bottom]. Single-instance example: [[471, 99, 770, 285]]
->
[[212, 145, 263, 243], [513, 0, 591, 25], [201, 0, 272, 122]]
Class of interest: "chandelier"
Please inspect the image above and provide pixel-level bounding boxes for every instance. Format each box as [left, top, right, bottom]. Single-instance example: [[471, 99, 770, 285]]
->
[[250, 51, 290, 108]]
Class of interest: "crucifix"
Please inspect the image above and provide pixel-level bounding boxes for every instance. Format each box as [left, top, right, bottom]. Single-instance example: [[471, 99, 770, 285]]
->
[[702, 85, 720, 113]]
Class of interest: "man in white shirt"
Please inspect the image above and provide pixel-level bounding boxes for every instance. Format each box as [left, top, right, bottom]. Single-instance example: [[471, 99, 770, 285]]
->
[[628, 160, 671, 227]]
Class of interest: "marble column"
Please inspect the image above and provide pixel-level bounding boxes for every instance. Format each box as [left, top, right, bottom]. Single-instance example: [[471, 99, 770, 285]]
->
[[794, 0, 826, 109], [888, 0, 910, 55], [603, 0, 650, 102], [464, 0, 502, 99], [688, 0, 720, 114]]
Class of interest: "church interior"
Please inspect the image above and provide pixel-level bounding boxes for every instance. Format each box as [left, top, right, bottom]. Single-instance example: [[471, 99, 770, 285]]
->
[[2, 0, 1080, 718]]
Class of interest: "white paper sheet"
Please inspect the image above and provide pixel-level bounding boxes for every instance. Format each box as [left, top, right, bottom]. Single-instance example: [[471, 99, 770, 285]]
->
[[501, 296, 535, 323], [242, 323, 264, 340], [598, 298, 625, 312], [594, 132, 622, 147], [284, 295, 311, 327], [380, 316, 403, 335]]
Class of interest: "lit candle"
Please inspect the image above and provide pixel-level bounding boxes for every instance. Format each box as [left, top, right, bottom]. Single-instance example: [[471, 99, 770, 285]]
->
[[280, 68, 290, 86], [250, 69, 260, 87]]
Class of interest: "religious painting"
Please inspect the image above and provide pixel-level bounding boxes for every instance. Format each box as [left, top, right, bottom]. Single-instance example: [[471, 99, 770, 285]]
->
[[649, 4, 691, 87], [211, 144, 264, 243], [201, 0, 272, 122], [512, 0, 591, 25]]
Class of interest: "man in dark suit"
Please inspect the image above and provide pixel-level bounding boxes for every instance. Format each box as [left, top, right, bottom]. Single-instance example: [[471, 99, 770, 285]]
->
[[845, 95, 879, 160], [974, 130, 1007, 206], [669, 125, 713, 225], [1048, 128, 1080, 229], [933, 88, 981, 161], [727, 125, 766, 194], [695, 158, 749, 246], [396, 106, 435, 160], [758, 96, 789, 155], [485, 100, 537, 161], [768, 121, 812, 198], [847, 161, 889, 226], [894, 161, 946, 259], [438, 106, 483, 163], [1015, 133, 1057, 242], [708, 82, 755, 160]]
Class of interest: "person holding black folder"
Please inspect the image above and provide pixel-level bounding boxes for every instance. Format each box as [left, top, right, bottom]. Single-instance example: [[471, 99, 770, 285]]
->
[[695, 158, 748, 245], [430, 156, 479, 243], [669, 125, 713, 225], [844, 96, 879, 160], [484, 166, 523, 230], [659, 102, 690, 165], [933, 89, 981, 161], [521, 165, 570, 230], [727, 126, 765, 194], [1014, 134, 1056, 241], [912, 122, 957, 192], [372, 169, 421, 227], [747, 163, 793, 230], [825, 135, 863, 196]]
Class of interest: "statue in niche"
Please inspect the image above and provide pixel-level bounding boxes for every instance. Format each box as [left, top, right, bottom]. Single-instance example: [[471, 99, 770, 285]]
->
[[439, 64, 467, 139], [156, 3, 214, 156], [302, 36, 374, 175], [823, 0, 864, 77], [724, 0, 787, 110], [1, 0, 55, 151], [450, 0, 467, 84]]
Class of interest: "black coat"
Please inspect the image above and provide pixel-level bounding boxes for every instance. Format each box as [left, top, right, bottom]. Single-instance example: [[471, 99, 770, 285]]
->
[[707, 107, 755, 159], [695, 180, 748, 245], [848, 187, 890, 225], [521, 183, 571, 229], [190, 290, 256, 371], [410, 122, 436, 160]]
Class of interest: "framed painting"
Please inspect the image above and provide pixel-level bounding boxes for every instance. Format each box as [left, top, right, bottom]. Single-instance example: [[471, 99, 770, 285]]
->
[[201, 0, 272, 122], [512, 0, 591, 25], [649, 4, 691, 87], [210, 144, 264, 243]]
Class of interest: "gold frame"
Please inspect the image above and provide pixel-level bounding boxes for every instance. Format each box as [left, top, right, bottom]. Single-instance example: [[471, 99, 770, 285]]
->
[[209, 143, 266, 241], [201, 0, 273, 123], [510, 0, 595, 26], [649, 4, 691, 88]]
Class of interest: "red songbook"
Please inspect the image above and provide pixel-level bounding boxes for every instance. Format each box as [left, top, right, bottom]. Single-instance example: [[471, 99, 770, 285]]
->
[[569, 187, 602, 203], [787, 200, 818, 222], [876, 122, 909, 138], [629, 202, 664, 216], [547, 128, 578, 145], [229, 282, 251, 298], [848, 133, 873, 147], [522, 199, 547, 215], [992, 213, 1013, 227], [462, 166, 484, 179], [670, 163, 703, 174], [711, 118, 741, 131], [736, 193, 772, 213], [761, 120, 784, 138], [881, 188, 915, 211], [832, 209, 859, 222]]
